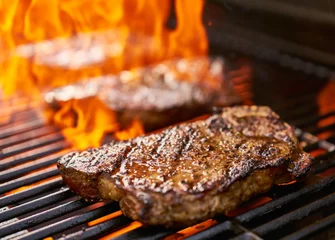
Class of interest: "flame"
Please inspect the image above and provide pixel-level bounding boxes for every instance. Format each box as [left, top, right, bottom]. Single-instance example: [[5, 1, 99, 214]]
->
[[0, 0, 208, 149], [47, 97, 144, 149], [50, 97, 120, 149], [0, 0, 207, 94], [114, 119, 144, 141]]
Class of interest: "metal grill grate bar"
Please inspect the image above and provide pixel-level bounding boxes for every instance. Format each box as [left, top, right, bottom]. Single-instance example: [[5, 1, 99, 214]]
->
[[237, 178, 335, 223], [0, 141, 70, 171], [1, 133, 64, 158], [0, 188, 72, 223], [0, 166, 59, 194], [0, 103, 40, 121], [0, 199, 87, 238], [281, 212, 335, 240], [277, 104, 318, 122], [252, 193, 335, 236], [0, 126, 59, 149], [0, 152, 63, 183], [188, 176, 335, 239], [0, 97, 40, 112], [0, 120, 45, 139], [312, 159, 335, 174], [270, 94, 316, 112], [17, 203, 119, 240], [310, 123, 335, 135], [0, 111, 39, 128], [291, 110, 335, 129], [112, 226, 177, 240], [0, 177, 63, 208], [185, 221, 248, 240], [312, 149, 335, 163], [1, 97, 335, 239], [59, 216, 132, 240]]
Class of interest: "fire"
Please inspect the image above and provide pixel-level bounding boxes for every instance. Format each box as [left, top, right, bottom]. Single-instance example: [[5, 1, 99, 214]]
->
[[50, 97, 120, 149], [0, 0, 208, 149], [114, 119, 145, 141], [46, 97, 144, 149], [0, 0, 207, 92]]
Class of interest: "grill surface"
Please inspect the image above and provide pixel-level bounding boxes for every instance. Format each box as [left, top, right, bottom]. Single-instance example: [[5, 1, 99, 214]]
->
[[1, 90, 335, 240]]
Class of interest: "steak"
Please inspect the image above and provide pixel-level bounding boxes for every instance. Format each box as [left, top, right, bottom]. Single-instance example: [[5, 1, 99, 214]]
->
[[58, 106, 312, 227], [45, 57, 240, 131]]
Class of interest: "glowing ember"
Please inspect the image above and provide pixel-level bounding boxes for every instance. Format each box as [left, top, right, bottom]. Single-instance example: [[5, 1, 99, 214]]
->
[[88, 210, 123, 227], [165, 219, 218, 240], [99, 221, 142, 240], [317, 80, 335, 139]]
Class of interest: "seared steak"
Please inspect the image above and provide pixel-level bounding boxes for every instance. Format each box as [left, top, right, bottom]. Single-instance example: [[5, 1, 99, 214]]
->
[[45, 57, 240, 130], [58, 106, 312, 227]]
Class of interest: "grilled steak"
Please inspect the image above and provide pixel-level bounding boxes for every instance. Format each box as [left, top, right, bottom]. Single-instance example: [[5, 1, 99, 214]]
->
[[58, 106, 312, 227], [45, 57, 240, 130]]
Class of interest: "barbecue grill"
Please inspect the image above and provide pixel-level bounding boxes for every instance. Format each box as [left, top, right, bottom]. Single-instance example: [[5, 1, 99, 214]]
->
[[2, 1, 335, 239]]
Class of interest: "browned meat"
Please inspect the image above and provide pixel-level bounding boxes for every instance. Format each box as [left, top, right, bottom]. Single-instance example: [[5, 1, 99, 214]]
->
[[45, 57, 240, 130], [58, 106, 312, 227]]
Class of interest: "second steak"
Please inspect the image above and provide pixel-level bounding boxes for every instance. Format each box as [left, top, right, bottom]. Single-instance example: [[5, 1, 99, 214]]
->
[[45, 57, 240, 131]]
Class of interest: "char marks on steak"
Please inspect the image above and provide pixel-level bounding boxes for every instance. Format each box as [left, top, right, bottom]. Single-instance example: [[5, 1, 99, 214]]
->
[[58, 106, 312, 227]]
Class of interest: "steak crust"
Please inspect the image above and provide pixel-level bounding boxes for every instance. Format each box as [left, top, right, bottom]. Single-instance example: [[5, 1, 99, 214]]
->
[[58, 106, 312, 227]]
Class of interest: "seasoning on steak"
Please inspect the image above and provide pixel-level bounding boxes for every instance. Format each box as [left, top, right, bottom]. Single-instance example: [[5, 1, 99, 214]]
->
[[58, 106, 312, 227], [45, 57, 240, 131]]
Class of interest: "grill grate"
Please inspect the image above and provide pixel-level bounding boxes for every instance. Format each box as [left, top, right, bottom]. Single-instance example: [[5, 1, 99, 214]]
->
[[1, 96, 335, 240]]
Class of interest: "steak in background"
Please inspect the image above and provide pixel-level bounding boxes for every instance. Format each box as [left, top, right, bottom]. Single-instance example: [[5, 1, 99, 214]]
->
[[45, 57, 240, 131], [58, 106, 312, 227]]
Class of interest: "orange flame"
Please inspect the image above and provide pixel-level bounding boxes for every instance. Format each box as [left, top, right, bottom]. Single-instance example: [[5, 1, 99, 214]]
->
[[0, 0, 207, 94], [0, 0, 208, 149], [114, 119, 144, 141], [46, 97, 144, 149], [50, 97, 120, 149]]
